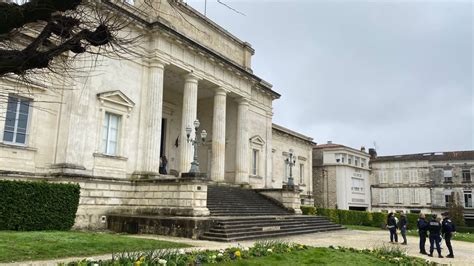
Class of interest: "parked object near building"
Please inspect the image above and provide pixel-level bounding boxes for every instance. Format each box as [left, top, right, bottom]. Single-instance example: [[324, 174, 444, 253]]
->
[[312, 142, 371, 211], [370, 150, 474, 225]]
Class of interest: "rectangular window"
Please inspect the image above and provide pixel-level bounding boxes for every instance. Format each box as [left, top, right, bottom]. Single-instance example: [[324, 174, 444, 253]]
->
[[351, 178, 364, 192], [464, 191, 472, 208], [252, 149, 258, 176], [444, 170, 453, 182], [355, 157, 359, 166], [409, 170, 418, 183], [299, 164, 304, 184], [445, 194, 452, 207], [411, 189, 420, 204], [348, 157, 352, 165], [361, 159, 366, 168], [462, 169, 472, 182], [395, 189, 402, 204], [3, 95, 31, 145], [102, 112, 121, 155], [394, 171, 401, 183], [341, 156, 345, 163], [378, 171, 388, 183]]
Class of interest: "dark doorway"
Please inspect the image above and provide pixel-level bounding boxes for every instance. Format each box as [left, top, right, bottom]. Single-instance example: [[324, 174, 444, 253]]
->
[[160, 118, 167, 157]]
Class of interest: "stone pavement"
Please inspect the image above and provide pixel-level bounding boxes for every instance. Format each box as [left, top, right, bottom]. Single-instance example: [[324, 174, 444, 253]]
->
[[3, 229, 474, 266]]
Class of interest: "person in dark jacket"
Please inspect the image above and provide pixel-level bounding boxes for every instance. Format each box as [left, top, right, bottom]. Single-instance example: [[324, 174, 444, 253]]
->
[[428, 214, 443, 258], [417, 213, 428, 254], [400, 212, 408, 245], [441, 212, 456, 258], [387, 212, 398, 243]]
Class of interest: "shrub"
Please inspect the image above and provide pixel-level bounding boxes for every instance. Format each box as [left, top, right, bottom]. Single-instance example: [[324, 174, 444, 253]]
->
[[0, 180, 80, 231], [371, 212, 387, 228], [300, 206, 316, 215]]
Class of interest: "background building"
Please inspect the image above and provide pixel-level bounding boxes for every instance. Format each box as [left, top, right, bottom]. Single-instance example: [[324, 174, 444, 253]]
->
[[370, 150, 473, 224], [313, 142, 371, 211]]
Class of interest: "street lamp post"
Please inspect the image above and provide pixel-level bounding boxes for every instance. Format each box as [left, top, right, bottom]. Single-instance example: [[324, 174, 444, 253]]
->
[[285, 148, 296, 188], [186, 119, 207, 173]]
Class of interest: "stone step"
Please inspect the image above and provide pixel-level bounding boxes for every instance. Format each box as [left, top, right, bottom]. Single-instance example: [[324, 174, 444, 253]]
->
[[205, 224, 343, 237], [212, 221, 332, 232], [201, 225, 345, 242]]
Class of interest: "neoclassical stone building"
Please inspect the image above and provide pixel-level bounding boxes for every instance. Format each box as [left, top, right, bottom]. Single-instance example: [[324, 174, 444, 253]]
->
[[0, 0, 315, 230]]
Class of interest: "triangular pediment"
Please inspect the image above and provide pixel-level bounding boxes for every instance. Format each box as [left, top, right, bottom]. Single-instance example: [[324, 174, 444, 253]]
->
[[249, 135, 265, 146], [97, 90, 135, 108]]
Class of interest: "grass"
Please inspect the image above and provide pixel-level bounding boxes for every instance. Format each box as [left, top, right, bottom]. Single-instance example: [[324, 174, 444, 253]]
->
[[346, 225, 474, 243], [0, 231, 191, 263], [212, 247, 412, 266]]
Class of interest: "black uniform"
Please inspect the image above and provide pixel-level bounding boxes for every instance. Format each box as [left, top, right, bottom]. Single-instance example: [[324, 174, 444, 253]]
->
[[400, 215, 408, 244], [442, 218, 456, 257], [428, 218, 442, 257], [417, 218, 428, 254]]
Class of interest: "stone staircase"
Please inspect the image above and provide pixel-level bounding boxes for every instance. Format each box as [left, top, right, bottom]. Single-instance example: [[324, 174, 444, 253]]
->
[[201, 186, 344, 241]]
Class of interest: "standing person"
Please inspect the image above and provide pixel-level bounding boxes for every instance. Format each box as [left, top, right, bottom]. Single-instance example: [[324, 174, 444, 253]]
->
[[159, 156, 168, 175], [400, 212, 408, 245], [387, 212, 398, 243], [441, 212, 456, 258], [417, 213, 428, 254], [428, 214, 443, 258]]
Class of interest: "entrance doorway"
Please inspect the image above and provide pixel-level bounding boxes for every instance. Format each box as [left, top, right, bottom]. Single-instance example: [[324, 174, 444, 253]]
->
[[160, 118, 167, 157]]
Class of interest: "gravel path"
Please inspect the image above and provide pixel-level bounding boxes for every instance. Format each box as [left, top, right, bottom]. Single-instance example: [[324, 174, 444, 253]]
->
[[3, 229, 473, 266]]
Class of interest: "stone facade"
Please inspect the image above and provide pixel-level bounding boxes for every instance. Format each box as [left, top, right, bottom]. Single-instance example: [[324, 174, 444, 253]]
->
[[313, 142, 371, 211], [271, 124, 314, 205], [0, 0, 314, 229], [370, 151, 474, 222]]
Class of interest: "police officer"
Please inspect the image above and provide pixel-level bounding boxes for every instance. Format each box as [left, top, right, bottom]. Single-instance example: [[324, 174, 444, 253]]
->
[[442, 212, 456, 258], [417, 213, 428, 254], [400, 212, 408, 245], [428, 214, 443, 258]]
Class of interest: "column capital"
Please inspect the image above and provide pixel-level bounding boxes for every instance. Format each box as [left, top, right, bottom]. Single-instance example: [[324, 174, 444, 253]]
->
[[236, 97, 250, 105], [183, 72, 200, 83], [144, 57, 166, 69], [214, 87, 227, 96]]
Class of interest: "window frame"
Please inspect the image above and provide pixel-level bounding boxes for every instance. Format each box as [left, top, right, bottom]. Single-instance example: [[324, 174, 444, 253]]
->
[[2, 95, 32, 146], [251, 149, 259, 176], [102, 112, 121, 156], [462, 169, 472, 182]]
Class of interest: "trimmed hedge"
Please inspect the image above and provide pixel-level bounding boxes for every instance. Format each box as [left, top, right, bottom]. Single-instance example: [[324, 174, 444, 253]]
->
[[315, 208, 420, 230], [0, 180, 80, 231], [300, 206, 316, 215]]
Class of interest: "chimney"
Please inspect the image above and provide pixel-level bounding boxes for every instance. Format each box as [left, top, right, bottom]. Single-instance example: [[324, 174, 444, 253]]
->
[[368, 148, 377, 159], [361, 146, 366, 152], [327, 141, 332, 144]]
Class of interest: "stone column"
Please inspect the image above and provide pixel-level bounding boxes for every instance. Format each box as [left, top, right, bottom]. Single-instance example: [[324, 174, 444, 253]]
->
[[235, 97, 250, 184], [210, 88, 227, 181], [142, 60, 165, 173], [179, 73, 199, 174]]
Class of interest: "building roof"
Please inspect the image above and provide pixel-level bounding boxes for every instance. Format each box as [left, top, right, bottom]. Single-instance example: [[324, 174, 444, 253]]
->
[[371, 150, 474, 163], [314, 142, 370, 157], [272, 124, 315, 144]]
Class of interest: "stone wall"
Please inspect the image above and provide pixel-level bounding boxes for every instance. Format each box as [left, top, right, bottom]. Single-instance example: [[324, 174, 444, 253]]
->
[[258, 188, 302, 214], [0, 174, 210, 229]]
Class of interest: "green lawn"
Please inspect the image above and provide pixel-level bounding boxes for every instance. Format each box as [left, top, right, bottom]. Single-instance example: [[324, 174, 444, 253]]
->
[[0, 231, 191, 263], [345, 225, 474, 243], [212, 247, 416, 266]]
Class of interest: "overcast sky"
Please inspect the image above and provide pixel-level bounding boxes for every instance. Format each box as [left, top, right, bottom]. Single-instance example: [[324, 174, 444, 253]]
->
[[186, 0, 473, 156]]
